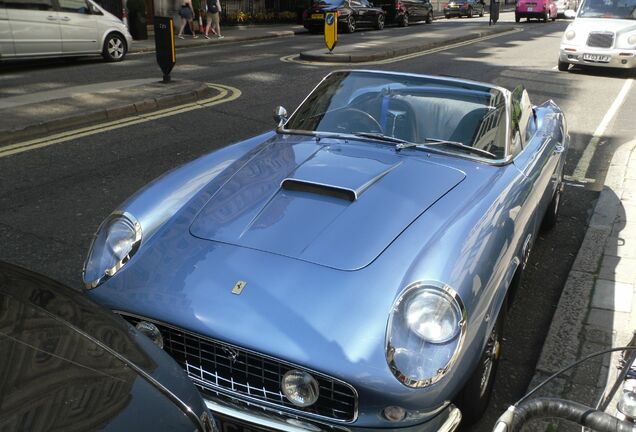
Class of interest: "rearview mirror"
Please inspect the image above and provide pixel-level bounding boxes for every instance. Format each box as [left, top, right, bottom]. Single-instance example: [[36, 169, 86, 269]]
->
[[564, 9, 576, 18], [273, 106, 288, 127]]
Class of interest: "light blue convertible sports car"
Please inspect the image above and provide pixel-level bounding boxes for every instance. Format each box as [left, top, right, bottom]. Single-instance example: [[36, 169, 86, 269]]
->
[[83, 70, 568, 432]]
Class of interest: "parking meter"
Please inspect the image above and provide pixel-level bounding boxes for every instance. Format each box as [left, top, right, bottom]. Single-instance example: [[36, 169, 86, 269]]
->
[[154, 16, 176, 82], [324, 11, 337, 52]]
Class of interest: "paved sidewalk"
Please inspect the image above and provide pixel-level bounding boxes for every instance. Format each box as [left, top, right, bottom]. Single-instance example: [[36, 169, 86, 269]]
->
[[526, 139, 636, 430], [0, 80, 211, 147], [129, 24, 308, 54]]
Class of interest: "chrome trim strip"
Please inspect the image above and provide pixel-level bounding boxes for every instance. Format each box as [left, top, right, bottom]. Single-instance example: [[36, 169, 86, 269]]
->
[[204, 396, 462, 432], [204, 398, 337, 432], [114, 311, 359, 423], [385, 281, 467, 388], [439, 406, 462, 432]]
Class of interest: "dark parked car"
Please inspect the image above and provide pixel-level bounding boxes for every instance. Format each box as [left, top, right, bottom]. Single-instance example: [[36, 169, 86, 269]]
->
[[0, 262, 215, 432], [443, 0, 485, 17], [303, 0, 386, 33], [373, 0, 434, 26]]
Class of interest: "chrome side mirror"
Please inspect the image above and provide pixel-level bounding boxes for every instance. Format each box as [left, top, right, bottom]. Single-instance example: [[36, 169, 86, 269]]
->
[[273, 106, 288, 128]]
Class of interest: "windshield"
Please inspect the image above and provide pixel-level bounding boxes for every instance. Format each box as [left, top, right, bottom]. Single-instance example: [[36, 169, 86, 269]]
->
[[578, 0, 636, 19], [284, 71, 508, 159]]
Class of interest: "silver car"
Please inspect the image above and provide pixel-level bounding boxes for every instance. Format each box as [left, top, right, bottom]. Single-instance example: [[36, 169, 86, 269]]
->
[[0, 0, 133, 62]]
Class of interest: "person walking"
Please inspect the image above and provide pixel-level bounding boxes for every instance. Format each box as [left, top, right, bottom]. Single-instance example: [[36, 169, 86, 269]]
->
[[204, 0, 224, 39], [177, 0, 198, 39]]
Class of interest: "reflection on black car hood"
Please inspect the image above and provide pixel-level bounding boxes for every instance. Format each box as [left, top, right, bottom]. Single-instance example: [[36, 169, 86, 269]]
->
[[0, 263, 203, 432]]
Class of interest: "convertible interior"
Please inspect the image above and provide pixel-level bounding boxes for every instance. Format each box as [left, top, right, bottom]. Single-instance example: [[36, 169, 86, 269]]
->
[[315, 86, 506, 157]]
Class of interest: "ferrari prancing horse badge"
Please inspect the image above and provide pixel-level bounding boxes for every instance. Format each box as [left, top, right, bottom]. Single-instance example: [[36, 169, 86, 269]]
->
[[232, 280, 247, 295]]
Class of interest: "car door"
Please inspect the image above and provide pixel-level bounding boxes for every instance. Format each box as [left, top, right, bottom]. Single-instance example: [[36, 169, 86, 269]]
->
[[6, 0, 61, 56], [0, 1, 15, 57], [56, 0, 98, 53], [511, 88, 561, 229], [350, 0, 370, 24]]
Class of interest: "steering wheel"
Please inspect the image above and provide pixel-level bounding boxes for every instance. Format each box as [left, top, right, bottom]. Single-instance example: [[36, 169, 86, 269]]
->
[[339, 107, 384, 134]]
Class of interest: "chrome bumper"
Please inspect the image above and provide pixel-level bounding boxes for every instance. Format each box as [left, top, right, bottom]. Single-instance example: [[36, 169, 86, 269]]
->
[[559, 47, 636, 69], [204, 396, 462, 432]]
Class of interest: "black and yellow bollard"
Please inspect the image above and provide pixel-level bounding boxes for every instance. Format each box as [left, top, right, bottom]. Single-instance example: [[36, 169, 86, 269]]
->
[[324, 11, 338, 53]]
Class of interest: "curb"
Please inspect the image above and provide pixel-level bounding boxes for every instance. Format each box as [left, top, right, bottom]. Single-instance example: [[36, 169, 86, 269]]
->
[[298, 25, 515, 63], [525, 138, 636, 429], [0, 82, 211, 147]]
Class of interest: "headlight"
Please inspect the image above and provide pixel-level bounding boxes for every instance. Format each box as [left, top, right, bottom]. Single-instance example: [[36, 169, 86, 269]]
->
[[404, 290, 462, 343], [83, 212, 141, 289], [565, 29, 576, 40], [386, 282, 466, 388], [618, 389, 636, 419], [628, 34, 636, 46], [281, 370, 320, 407]]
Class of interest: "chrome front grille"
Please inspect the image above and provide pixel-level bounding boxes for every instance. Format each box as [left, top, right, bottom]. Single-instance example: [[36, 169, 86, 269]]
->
[[587, 32, 614, 48], [120, 314, 357, 422]]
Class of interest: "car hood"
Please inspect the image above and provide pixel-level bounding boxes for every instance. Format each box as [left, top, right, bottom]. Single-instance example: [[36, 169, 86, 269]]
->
[[569, 17, 636, 33], [0, 263, 205, 431], [189, 139, 465, 270]]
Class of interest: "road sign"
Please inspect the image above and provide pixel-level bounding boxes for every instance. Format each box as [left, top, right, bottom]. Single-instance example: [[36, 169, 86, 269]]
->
[[154, 16, 176, 83], [324, 11, 338, 52]]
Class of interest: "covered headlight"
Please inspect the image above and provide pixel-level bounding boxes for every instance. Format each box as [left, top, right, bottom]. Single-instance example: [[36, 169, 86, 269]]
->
[[281, 370, 320, 407], [565, 29, 576, 40], [628, 34, 636, 46], [386, 282, 466, 388], [83, 212, 141, 289]]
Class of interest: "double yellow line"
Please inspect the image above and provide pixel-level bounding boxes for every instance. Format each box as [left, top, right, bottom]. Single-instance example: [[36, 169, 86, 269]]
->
[[0, 83, 241, 159]]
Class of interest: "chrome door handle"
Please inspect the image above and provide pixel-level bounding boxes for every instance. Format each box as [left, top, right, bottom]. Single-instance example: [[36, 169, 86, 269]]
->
[[47, 15, 58, 20], [60, 16, 71, 21], [554, 145, 565, 154]]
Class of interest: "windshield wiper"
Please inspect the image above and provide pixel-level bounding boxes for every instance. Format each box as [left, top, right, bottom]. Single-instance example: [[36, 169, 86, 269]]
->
[[353, 132, 411, 145], [396, 138, 497, 159]]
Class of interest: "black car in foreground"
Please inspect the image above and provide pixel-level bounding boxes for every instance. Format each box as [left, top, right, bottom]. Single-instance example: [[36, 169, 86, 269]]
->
[[443, 0, 485, 17], [303, 0, 386, 33], [373, 0, 434, 26], [0, 262, 215, 432]]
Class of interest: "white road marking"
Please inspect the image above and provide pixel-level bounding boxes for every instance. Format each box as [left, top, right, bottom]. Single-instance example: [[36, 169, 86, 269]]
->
[[570, 78, 634, 182], [280, 28, 522, 66], [0, 83, 241, 159]]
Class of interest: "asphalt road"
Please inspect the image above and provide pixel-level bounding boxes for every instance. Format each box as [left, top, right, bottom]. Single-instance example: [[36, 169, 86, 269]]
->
[[1, 11, 635, 431]]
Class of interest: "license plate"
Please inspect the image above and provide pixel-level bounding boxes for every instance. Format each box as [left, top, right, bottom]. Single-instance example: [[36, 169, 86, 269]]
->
[[582, 53, 611, 62], [311, 13, 324, 19], [215, 415, 270, 432]]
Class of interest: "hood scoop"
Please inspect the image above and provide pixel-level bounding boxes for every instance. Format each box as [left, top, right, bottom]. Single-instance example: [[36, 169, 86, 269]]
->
[[280, 152, 401, 202], [281, 179, 357, 202], [190, 141, 465, 270]]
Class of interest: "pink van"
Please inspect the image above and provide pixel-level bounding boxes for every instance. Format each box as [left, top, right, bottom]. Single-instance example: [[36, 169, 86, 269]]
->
[[515, 0, 558, 21]]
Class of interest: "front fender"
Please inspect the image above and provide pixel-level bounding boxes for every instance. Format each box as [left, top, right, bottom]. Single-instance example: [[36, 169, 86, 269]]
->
[[115, 131, 275, 243]]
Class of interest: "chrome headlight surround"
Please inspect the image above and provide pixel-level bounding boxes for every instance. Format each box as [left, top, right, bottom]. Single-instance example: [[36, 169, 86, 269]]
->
[[385, 281, 467, 388], [83, 211, 141, 289]]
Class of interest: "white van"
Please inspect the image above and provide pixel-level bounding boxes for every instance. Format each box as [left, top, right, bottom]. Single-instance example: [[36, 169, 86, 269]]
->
[[0, 0, 133, 62], [558, 0, 636, 70]]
